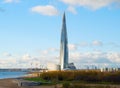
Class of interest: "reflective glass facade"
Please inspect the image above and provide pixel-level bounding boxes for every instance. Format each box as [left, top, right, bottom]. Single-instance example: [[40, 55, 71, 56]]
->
[[60, 13, 69, 70]]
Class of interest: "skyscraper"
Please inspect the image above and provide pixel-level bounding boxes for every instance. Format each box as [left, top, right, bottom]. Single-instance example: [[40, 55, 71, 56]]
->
[[60, 13, 69, 70]]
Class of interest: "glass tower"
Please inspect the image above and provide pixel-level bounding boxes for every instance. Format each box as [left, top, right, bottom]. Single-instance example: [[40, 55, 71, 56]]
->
[[60, 13, 69, 70]]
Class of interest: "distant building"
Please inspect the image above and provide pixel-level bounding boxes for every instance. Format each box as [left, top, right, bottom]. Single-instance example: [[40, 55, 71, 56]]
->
[[60, 12, 76, 70], [60, 12, 69, 70], [47, 63, 60, 71], [47, 12, 76, 71], [67, 63, 76, 70], [100, 67, 119, 72]]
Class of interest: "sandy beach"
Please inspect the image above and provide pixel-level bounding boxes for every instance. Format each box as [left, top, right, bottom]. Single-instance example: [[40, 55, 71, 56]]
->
[[0, 78, 56, 88], [0, 79, 18, 88]]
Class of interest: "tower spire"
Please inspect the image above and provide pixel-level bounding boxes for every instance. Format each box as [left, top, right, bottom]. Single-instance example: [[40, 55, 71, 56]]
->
[[63, 12, 66, 23], [60, 12, 69, 70]]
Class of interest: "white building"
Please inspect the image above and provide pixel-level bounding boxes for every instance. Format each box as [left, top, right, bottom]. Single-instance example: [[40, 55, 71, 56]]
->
[[47, 63, 60, 71]]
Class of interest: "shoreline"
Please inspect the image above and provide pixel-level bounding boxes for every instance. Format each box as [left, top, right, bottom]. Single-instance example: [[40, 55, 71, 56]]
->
[[1, 72, 120, 88], [0, 71, 39, 80]]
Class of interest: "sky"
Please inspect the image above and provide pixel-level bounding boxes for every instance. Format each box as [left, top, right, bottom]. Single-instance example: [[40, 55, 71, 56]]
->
[[0, 0, 120, 69]]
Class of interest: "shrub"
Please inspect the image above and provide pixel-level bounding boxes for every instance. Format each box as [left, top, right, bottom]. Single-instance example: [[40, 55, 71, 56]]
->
[[40, 70, 120, 83], [62, 82, 70, 88]]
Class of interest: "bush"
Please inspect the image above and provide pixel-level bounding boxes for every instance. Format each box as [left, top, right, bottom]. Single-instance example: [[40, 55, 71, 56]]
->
[[62, 82, 70, 88], [40, 70, 120, 83]]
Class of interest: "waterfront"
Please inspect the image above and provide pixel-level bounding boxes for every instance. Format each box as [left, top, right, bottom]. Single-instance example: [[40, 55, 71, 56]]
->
[[0, 70, 120, 88], [0, 71, 27, 79]]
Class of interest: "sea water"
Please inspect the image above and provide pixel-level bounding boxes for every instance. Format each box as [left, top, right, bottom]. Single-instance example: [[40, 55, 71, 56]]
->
[[0, 71, 27, 79]]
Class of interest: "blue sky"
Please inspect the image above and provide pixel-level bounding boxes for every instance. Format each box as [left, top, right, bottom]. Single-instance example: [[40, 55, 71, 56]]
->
[[0, 0, 120, 68]]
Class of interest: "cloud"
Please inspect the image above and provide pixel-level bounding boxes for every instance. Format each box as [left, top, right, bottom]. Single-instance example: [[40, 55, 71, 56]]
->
[[67, 41, 103, 52], [42, 50, 49, 55], [107, 52, 120, 63], [94, 58, 111, 63], [0, 42, 120, 68], [22, 54, 31, 61], [92, 40, 103, 46], [79, 42, 88, 47], [0, 51, 120, 68], [40, 48, 59, 55], [69, 41, 103, 48], [30, 5, 59, 16], [0, 57, 17, 68], [49, 48, 59, 52], [67, 6, 77, 14], [3, 0, 19, 3], [70, 51, 120, 66], [68, 44, 77, 51], [109, 42, 120, 48], [3, 52, 12, 57], [60, 0, 120, 10]]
